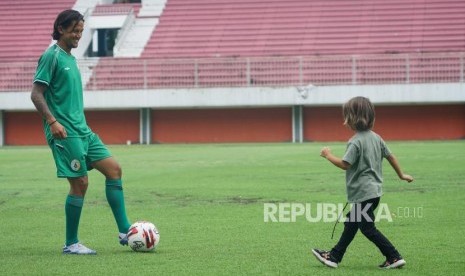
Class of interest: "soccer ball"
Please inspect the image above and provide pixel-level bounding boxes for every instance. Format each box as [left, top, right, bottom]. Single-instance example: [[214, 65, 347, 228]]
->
[[127, 221, 160, 252]]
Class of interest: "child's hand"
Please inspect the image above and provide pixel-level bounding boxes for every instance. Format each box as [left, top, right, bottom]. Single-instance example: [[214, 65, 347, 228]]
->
[[320, 146, 349, 170], [320, 147, 331, 158], [400, 174, 414, 183]]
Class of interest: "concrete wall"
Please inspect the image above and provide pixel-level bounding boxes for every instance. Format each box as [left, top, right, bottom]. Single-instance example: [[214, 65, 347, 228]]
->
[[151, 108, 292, 143], [303, 105, 465, 141], [3, 104, 464, 145], [1, 84, 464, 145], [3, 110, 139, 145]]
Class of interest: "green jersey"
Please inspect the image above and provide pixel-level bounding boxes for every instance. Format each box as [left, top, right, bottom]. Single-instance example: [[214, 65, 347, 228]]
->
[[342, 130, 391, 203], [34, 44, 91, 141]]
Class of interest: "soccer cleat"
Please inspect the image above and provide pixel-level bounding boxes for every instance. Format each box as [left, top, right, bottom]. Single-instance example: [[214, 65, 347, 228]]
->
[[379, 258, 406, 269], [119, 232, 128, 246], [62, 243, 96, 255], [311, 249, 338, 268]]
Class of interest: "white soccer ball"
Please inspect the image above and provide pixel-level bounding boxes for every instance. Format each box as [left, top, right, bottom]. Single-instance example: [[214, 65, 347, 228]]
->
[[127, 221, 160, 252]]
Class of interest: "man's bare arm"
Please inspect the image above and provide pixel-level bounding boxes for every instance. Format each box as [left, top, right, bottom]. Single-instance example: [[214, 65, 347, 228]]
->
[[31, 83, 67, 139], [31, 83, 55, 124]]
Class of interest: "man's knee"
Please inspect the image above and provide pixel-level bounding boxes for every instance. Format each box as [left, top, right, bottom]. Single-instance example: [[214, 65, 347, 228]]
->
[[109, 163, 122, 179], [68, 176, 89, 196], [94, 158, 122, 179]]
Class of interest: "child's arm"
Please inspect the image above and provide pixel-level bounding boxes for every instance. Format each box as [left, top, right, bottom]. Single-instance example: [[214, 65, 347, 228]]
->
[[320, 147, 351, 170], [386, 154, 414, 182]]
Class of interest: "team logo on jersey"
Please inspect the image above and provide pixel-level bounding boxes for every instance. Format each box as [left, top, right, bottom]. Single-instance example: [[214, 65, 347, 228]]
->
[[64, 67, 70, 71], [70, 159, 81, 171]]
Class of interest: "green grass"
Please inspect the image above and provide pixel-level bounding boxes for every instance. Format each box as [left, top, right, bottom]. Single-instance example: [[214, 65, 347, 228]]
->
[[0, 141, 464, 275]]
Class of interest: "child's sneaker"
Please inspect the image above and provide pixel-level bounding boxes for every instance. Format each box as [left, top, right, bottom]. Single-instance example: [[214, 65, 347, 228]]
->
[[119, 232, 128, 246], [379, 257, 406, 269], [311, 249, 338, 268], [62, 243, 96, 255]]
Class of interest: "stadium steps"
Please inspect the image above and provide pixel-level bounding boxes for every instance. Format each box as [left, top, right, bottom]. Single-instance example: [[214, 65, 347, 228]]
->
[[114, 17, 160, 58], [90, 2, 162, 58]]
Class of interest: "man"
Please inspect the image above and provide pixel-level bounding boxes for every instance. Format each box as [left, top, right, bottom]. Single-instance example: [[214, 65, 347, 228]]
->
[[31, 9, 131, 255]]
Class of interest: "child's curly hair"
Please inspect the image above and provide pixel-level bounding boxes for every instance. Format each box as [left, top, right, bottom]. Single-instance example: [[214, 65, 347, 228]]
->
[[342, 96, 375, 131]]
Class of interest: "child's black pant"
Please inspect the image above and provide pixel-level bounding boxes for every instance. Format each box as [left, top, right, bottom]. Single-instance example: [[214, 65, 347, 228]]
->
[[330, 197, 401, 262]]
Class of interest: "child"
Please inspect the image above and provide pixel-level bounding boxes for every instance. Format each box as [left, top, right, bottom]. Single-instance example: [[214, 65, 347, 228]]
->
[[311, 96, 413, 269]]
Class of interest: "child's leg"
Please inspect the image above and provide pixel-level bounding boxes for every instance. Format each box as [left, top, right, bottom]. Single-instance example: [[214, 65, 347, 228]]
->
[[358, 197, 402, 259], [330, 208, 359, 262]]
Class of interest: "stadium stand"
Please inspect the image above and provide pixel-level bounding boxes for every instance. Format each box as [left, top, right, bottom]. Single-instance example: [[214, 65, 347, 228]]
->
[[1, 0, 465, 91], [142, 0, 465, 58], [0, 0, 76, 91], [0, 0, 76, 61], [85, 0, 465, 90]]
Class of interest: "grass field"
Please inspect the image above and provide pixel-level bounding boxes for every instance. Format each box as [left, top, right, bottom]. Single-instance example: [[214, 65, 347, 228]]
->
[[0, 141, 464, 275]]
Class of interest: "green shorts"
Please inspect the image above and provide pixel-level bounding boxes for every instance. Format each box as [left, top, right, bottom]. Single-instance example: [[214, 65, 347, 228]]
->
[[48, 132, 111, 178]]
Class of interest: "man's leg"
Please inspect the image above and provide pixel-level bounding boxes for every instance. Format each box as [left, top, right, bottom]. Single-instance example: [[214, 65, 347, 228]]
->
[[65, 176, 88, 246], [62, 176, 96, 254], [92, 157, 131, 234]]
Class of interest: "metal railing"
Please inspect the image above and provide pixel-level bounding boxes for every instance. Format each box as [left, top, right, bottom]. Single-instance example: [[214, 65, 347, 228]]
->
[[0, 52, 464, 92]]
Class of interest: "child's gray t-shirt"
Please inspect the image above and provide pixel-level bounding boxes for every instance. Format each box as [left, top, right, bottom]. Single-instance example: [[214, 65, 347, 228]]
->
[[342, 130, 391, 203]]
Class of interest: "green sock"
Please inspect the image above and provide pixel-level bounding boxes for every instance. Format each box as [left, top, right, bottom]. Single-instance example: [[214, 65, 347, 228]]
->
[[65, 194, 84, 246], [105, 179, 131, 233]]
